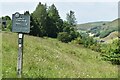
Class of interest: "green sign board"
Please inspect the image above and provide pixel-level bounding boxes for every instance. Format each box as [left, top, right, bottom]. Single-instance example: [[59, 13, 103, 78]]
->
[[12, 12, 30, 33]]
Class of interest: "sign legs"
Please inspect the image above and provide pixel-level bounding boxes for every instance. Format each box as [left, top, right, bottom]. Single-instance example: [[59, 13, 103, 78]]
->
[[17, 33, 24, 78]]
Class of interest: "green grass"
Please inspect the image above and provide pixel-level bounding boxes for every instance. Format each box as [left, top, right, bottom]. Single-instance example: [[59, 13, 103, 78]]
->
[[0, 32, 2, 79], [2, 32, 118, 78]]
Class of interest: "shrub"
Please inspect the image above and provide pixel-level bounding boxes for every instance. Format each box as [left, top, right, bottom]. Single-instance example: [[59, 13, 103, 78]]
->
[[110, 48, 120, 65], [90, 43, 101, 52], [57, 32, 71, 43], [69, 31, 78, 40], [71, 37, 83, 44], [82, 36, 96, 48], [100, 39, 120, 65]]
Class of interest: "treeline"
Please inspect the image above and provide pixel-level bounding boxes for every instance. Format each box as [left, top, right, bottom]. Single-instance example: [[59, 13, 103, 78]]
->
[[29, 2, 79, 42], [2, 2, 80, 42], [30, 2, 63, 37]]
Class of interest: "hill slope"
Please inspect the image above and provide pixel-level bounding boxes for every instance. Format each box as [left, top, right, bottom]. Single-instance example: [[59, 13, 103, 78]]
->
[[2, 32, 118, 78], [77, 18, 118, 39], [101, 31, 118, 43], [77, 21, 109, 31]]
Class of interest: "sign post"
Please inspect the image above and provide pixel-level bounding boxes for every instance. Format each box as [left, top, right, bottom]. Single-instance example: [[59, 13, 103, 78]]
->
[[12, 12, 30, 78], [17, 33, 24, 78]]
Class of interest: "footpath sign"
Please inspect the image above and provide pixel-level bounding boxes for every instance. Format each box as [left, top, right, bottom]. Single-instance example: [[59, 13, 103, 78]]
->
[[12, 12, 30, 78], [12, 12, 30, 33]]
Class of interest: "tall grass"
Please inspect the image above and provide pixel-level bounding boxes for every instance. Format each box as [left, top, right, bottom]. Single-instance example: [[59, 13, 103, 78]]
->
[[2, 32, 118, 78]]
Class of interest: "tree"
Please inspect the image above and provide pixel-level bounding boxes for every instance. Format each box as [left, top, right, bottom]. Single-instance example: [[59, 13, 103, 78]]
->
[[24, 11, 30, 15], [2, 16, 11, 20], [2, 16, 11, 31], [47, 4, 63, 37], [57, 11, 79, 43], [31, 2, 48, 37], [29, 14, 40, 36], [66, 10, 77, 27], [30, 3, 63, 38]]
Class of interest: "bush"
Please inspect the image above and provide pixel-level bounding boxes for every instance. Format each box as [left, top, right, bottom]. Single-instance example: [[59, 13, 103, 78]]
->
[[69, 31, 78, 40], [100, 39, 120, 65], [71, 37, 83, 44], [57, 27, 80, 43], [2, 20, 12, 31], [90, 43, 101, 52], [82, 36, 96, 48], [110, 48, 120, 65], [57, 32, 71, 43]]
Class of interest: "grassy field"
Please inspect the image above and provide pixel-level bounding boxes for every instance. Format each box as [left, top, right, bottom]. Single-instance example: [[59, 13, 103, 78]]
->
[[2, 32, 118, 78]]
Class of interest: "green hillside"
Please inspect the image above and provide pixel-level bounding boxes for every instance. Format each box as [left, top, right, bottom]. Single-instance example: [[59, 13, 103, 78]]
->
[[77, 18, 118, 38], [101, 31, 118, 43], [2, 32, 118, 78], [77, 21, 109, 31]]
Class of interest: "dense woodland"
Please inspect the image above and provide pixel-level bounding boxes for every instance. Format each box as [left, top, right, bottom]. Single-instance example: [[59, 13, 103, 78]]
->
[[1, 2, 120, 65]]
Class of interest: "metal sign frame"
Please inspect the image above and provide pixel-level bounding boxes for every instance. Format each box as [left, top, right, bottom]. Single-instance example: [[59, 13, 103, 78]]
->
[[12, 12, 30, 33]]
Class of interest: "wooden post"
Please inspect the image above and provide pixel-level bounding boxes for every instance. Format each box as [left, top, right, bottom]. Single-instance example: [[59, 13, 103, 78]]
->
[[17, 33, 24, 78], [12, 12, 30, 78]]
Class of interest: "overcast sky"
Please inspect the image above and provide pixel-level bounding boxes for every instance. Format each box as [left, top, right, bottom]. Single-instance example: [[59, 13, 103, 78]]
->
[[0, 0, 119, 24]]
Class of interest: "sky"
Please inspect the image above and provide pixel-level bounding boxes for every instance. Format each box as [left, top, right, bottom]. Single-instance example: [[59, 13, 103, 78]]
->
[[0, 0, 119, 24]]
